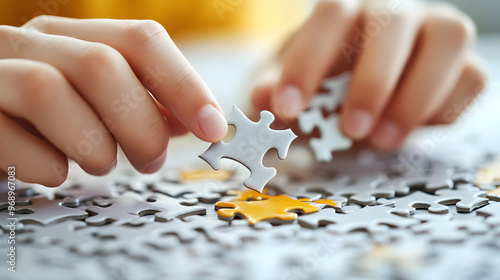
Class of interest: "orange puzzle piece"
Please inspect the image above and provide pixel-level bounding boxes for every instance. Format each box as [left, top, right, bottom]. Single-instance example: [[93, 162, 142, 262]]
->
[[216, 189, 338, 224]]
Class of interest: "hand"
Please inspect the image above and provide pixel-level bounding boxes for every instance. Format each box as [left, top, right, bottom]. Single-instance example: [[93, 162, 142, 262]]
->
[[0, 16, 227, 186], [252, 0, 486, 150]]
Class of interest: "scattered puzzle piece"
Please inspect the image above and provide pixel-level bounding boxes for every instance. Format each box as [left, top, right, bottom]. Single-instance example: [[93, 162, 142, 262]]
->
[[146, 193, 206, 222], [476, 201, 500, 226], [210, 223, 300, 248], [298, 206, 419, 234], [0, 186, 36, 210], [378, 191, 452, 216], [199, 105, 296, 193], [378, 185, 488, 216], [394, 168, 454, 193], [320, 173, 396, 206], [19, 220, 98, 253], [434, 184, 489, 212], [151, 180, 235, 203], [412, 213, 488, 243], [86, 192, 205, 225], [55, 176, 120, 207], [90, 220, 198, 258], [8, 196, 88, 225], [298, 109, 352, 162]]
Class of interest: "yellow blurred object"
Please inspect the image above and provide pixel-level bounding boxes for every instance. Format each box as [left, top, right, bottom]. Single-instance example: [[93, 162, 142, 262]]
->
[[0, 0, 312, 39], [180, 169, 234, 182], [474, 159, 500, 188]]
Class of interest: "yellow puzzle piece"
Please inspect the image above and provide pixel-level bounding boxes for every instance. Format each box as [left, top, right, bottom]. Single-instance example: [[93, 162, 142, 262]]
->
[[474, 160, 500, 188], [216, 189, 337, 224], [474, 159, 500, 201]]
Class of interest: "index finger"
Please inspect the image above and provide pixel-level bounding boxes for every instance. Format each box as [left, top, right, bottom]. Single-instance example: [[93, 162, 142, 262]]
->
[[25, 16, 227, 142]]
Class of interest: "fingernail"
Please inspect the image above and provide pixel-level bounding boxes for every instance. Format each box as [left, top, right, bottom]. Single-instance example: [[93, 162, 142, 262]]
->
[[198, 104, 228, 141], [371, 120, 401, 150], [345, 109, 372, 139], [278, 86, 303, 118], [143, 150, 167, 174], [95, 159, 117, 176]]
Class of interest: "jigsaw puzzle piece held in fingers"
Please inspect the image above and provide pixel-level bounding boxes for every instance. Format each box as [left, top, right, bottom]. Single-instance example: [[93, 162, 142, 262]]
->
[[298, 109, 352, 162], [199, 106, 296, 193]]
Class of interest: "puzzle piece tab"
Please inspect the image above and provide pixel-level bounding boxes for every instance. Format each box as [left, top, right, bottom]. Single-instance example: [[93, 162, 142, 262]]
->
[[199, 106, 296, 193]]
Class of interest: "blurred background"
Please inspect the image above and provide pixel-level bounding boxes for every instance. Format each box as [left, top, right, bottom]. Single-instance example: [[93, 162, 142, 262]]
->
[[0, 0, 312, 41], [0, 0, 499, 39]]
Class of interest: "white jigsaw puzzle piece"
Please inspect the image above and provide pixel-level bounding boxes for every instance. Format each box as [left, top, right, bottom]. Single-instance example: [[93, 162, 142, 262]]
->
[[199, 105, 296, 193], [298, 109, 352, 162], [309, 72, 351, 111], [298, 205, 419, 234]]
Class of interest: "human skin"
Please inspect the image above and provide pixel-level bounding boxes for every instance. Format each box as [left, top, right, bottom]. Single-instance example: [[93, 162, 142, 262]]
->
[[252, 0, 486, 150], [0, 17, 228, 186]]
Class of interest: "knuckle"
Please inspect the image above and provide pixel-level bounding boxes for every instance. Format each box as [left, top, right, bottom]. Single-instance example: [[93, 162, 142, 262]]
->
[[25, 15, 53, 30], [79, 43, 124, 75], [0, 25, 13, 36], [122, 19, 168, 49], [18, 64, 64, 112], [0, 25, 23, 42]]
